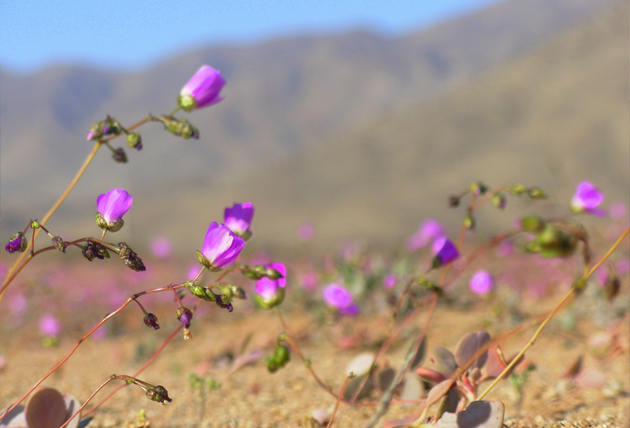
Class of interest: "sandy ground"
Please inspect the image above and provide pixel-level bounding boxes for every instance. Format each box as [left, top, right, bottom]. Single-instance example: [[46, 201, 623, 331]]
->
[[1, 295, 628, 428]]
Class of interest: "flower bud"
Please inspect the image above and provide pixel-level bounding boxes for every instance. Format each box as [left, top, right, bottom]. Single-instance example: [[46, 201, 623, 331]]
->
[[163, 117, 200, 140], [144, 313, 160, 330], [604, 276, 620, 302], [508, 183, 527, 195], [463, 214, 475, 230], [492, 193, 506, 209], [146, 385, 172, 404], [186, 281, 216, 302], [51, 236, 66, 253], [118, 242, 146, 272], [469, 181, 488, 196], [126, 132, 143, 150], [179, 65, 226, 111], [5, 231, 27, 253], [527, 187, 547, 199], [431, 239, 460, 269], [448, 196, 460, 207], [215, 294, 233, 312], [112, 147, 128, 163], [176, 307, 193, 328], [520, 216, 545, 233]]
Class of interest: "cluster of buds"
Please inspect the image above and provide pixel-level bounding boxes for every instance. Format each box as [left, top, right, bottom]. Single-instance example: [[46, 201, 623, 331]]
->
[[118, 242, 146, 272], [185, 281, 244, 312], [266, 336, 291, 373], [507, 183, 547, 199], [86, 116, 123, 141], [153, 116, 200, 140], [521, 216, 578, 258], [32, 221, 66, 253], [81, 241, 110, 261]]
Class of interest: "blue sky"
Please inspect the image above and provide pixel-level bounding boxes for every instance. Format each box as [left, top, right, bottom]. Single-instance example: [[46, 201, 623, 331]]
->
[[1, 0, 500, 74]]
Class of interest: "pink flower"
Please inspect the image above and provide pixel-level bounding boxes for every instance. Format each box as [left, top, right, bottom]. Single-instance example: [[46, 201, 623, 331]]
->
[[39, 315, 61, 337], [224, 202, 254, 239], [179, 65, 226, 111], [199, 222, 245, 271], [571, 181, 605, 215], [255, 263, 286, 309], [383, 274, 397, 290], [469, 270, 494, 295], [431, 239, 459, 268], [151, 236, 172, 259], [96, 188, 133, 232], [323, 284, 353, 309], [298, 223, 315, 242]]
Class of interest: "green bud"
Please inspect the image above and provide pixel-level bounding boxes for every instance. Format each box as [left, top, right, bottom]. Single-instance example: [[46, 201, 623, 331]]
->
[[177, 94, 197, 112], [492, 193, 506, 209], [186, 281, 216, 302], [508, 183, 527, 196], [230, 285, 247, 300], [126, 132, 143, 150], [112, 147, 128, 163], [520, 216, 545, 233], [266, 356, 279, 373], [470, 181, 488, 196], [273, 344, 290, 367], [51, 236, 66, 253], [254, 287, 285, 310], [118, 242, 132, 259], [463, 214, 475, 230], [527, 187, 547, 199], [265, 268, 284, 280], [31, 221, 40, 229], [196, 250, 211, 269]]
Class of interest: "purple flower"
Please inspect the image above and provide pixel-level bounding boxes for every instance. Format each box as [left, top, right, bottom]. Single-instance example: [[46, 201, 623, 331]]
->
[[224, 202, 254, 239], [383, 274, 397, 290], [323, 284, 353, 309], [298, 223, 315, 242], [255, 263, 286, 309], [199, 222, 245, 271], [571, 181, 604, 215], [431, 239, 459, 268], [469, 270, 494, 295], [150, 236, 172, 259], [179, 65, 226, 111], [5, 231, 26, 253], [407, 219, 445, 251], [39, 315, 61, 337], [176, 307, 193, 328], [610, 201, 627, 220], [96, 189, 133, 232]]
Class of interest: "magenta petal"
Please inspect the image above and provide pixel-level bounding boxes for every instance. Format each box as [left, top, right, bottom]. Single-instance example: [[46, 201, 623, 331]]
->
[[469, 270, 494, 295], [96, 189, 133, 223], [256, 263, 286, 299], [572, 181, 604, 212], [224, 202, 254, 235], [180, 66, 226, 109], [201, 222, 245, 268], [435, 239, 459, 265]]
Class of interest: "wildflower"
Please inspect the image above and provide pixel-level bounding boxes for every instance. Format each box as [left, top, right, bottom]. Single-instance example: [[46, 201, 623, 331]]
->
[[323, 284, 353, 309], [176, 307, 193, 328], [383, 274, 397, 290], [406, 219, 445, 251], [39, 315, 61, 337], [469, 270, 494, 295], [431, 239, 459, 268], [5, 231, 27, 253], [224, 202, 254, 240], [255, 263, 286, 309], [197, 222, 245, 271], [151, 236, 172, 259], [96, 189, 133, 232], [178, 65, 226, 111], [571, 181, 604, 215], [143, 313, 160, 330]]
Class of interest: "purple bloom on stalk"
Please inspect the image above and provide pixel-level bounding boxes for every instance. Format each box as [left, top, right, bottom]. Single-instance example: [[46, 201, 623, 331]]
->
[[431, 239, 459, 269], [571, 181, 605, 215], [96, 189, 133, 232], [224, 202, 254, 240], [5, 232, 26, 253], [199, 222, 245, 271], [39, 315, 61, 337], [323, 284, 353, 309], [255, 263, 286, 309], [469, 270, 494, 295], [179, 65, 226, 111]]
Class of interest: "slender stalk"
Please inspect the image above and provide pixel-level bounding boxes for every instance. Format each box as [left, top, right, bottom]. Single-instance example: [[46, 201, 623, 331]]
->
[[327, 374, 353, 428], [60, 375, 123, 428]]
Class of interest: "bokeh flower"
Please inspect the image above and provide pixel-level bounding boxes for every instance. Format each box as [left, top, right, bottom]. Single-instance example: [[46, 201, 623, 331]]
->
[[469, 270, 494, 295], [298, 223, 315, 242], [178, 65, 226, 111], [571, 181, 604, 215], [406, 219, 445, 251], [39, 315, 61, 337], [383, 274, 397, 290], [96, 188, 133, 232], [323, 284, 353, 309], [198, 222, 245, 271], [255, 263, 286, 309], [224, 202, 254, 240], [151, 236, 172, 259], [609, 201, 627, 220]]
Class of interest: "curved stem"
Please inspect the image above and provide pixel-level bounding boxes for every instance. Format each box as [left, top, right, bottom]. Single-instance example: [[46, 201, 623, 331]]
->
[[60, 375, 123, 428]]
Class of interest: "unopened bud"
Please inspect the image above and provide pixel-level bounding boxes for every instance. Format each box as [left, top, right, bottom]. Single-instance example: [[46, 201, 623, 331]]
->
[[265, 268, 284, 280], [143, 313, 160, 330], [604, 276, 620, 302], [51, 236, 66, 253], [492, 193, 506, 209], [176, 307, 193, 328], [112, 148, 128, 163], [5, 231, 27, 253], [449, 196, 460, 207], [146, 385, 172, 404], [463, 214, 475, 230], [126, 132, 143, 151], [520, 216, 545, 233], [470, 182, 488, 196], [508, 183, 527, 196], [527, 187, 547, 199]]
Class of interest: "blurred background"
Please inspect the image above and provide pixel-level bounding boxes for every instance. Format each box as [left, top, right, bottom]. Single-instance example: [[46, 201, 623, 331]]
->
[[1, 0, 628, 257]]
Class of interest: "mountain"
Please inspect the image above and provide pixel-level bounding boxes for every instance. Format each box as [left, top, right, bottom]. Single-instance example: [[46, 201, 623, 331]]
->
[[1, 0, 625, 255]]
